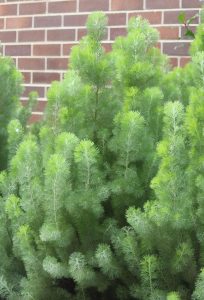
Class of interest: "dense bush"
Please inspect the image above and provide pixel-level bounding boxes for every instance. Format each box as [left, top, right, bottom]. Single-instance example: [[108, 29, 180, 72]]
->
[[1, 12, 204, 300], [0, 54, 37, 170]]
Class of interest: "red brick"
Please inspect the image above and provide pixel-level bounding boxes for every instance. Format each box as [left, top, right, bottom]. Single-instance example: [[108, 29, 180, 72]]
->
[[34, 16, 61, 28], [47, 58, 68, 70], [0, 19, 4, 29], [146, 0, 180, 9], [107, 13, 126, 26], [164, 10, 199, 24], [22, 86, 45, 98], [102, 43, 113, 52], [129, 11, 162, 24], [79, 0, 109, 12], [77, 28, 87, 40], [11, 57, 17, 65], [5, 45, 31, 56], [182, 0, 202, 8], [111, 0, 143, 10], [64, 14, 88, 27], [18, 30, 45, 42], [45, 86, 50, 95], [47, 29, 75, 41], [156, 42, 161, 50], [33, 44, 61, 56], [169, 57, 178, 68], [0, 31, 16, 43], [28, 114, 43, 124], [36, 100, 47, 112], [22, 72, 31, 84], [180, 57, 191, 67], [33, 72, 60, 84], [19, 2, 46, 15], [163, 42, 190, 56], [156, 26, 179, 40], [110, 28, 127, 40], [48, 1, 76, 13], [0, 4, 17, 16], [6, 17, 32, 29], [63, 43, 77, 56], [18, 58, 45, 70]]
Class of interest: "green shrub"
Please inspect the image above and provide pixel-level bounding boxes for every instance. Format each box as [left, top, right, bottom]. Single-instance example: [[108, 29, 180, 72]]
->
[[110, 19, 204, 300], [0, 55, 37, 170], [1, 11, 204, 300], [0, 13, 168, 299], [0, 56, 23, 170]]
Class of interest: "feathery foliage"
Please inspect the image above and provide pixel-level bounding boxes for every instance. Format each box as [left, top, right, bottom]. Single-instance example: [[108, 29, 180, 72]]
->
[[1, 10, 204, 300], [0, 53, 37, 170]]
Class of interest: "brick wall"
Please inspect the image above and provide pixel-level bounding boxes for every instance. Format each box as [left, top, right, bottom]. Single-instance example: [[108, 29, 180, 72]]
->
[[0, 0, 202, 121]]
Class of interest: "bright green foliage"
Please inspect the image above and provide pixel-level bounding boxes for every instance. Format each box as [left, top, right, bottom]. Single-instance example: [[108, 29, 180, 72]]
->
[[109, 110, 150, 221], [107, 17, 167, 224], [112, 16, 167, 112], [7, 120, 24, 161], [46, 12, 115, 145], [122, 101, 197, 298], [163, 12, 204, 108], [162, 66, 190, 106], [95, 243, 121, 279], [114, 48, 204, 299], [167, 292, 181, 300], [2, 11, 204, 300], [0, 54, 37, 170], [0, 56, 23, 170], [0, 13, 169, 299], [191, 20, 204, 54], [193, 269, 204, 300]]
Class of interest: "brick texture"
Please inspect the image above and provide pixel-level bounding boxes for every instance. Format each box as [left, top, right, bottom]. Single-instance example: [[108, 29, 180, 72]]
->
[[48, 1, 76, 13], [111, 0, 143, 11], [0, 0, 202, 120], [79, 0, 109, 12], [146, 0, 180, 9], [19, 2, 46, 15]]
